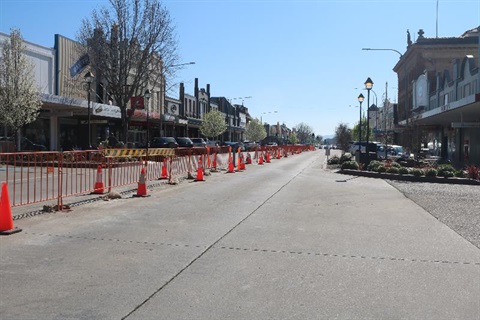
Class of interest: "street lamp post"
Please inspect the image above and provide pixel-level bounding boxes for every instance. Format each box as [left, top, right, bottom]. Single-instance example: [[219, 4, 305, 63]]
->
[[144, 89, 151, 166], [84, 71, 95, 149], [362, 48, 407, 125], [364, 77, 374, 162], [357, 94, 364, 154]]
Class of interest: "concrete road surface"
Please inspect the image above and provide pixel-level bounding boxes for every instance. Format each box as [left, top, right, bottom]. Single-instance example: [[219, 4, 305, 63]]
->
[[1, 149, 479, 319]]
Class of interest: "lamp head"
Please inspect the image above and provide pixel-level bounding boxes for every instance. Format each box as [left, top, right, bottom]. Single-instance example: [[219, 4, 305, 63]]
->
[[358, 93, 365, 103], [144, 89, 151, 100], [364, 77, 374, 90], [84, 71, 94, 84]]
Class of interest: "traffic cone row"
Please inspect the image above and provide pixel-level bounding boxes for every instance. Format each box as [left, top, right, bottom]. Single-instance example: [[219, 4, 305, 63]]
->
[[0, 183, 22, 235]]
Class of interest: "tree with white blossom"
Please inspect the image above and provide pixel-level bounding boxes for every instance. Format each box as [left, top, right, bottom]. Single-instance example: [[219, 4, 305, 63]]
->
[[0, 28, 42, 147]]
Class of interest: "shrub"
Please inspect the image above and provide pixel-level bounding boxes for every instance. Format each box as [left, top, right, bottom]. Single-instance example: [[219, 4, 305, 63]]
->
[[341, 160, 359, 170], [367, 160, 383, 172], [387, 167, 399, 174], [466, 164, 479, 180], [425, 168, 438, 177], [377, 166, 387, 173], [390, 161, 402, 168], [411, 168, 424, 176], [454, 170, 466, 178], [442, 171, 454, 178], [437, 164, 455, 177], [398, 167, 410, 175], [340, 153, 353, 163], [328, 156, 340, 165]]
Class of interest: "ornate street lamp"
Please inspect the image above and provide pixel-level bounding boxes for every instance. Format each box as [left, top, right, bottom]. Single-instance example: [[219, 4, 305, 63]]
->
[[357, 93, 364, 154], [84, 71, 95, 149], [364, 77, 374, 161], [144, 89, 151, 166]]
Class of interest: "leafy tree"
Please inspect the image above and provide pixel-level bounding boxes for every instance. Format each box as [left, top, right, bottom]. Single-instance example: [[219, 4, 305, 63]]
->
[[335, 122, 352, 153], [0, 28, 42, 149], [294, 122, 313, 144], [245, 118, 266, 142], [351, 116, 370, 142], [200, 110, 227, 140], [289, 132, 298, 144], [77, 0, 179, 143]]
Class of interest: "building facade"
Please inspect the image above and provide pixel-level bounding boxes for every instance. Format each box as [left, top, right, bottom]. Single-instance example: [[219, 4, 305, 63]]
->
[[373, 26, 480, 166]]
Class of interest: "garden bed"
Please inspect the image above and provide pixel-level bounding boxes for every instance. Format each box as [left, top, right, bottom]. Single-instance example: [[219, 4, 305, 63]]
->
[[338, 169, 480, 185]]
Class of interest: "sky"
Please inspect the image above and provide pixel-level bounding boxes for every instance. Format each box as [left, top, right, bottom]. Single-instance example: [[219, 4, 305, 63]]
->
[[1, 0, 479, 137]]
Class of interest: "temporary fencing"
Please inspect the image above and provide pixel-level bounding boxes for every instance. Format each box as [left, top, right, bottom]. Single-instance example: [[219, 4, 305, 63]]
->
[[0, 144, 314, 210]]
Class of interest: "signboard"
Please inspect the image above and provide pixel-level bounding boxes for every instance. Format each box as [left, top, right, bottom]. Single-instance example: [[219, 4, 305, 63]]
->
[[69, 54, 90, 78], [325, 148, 331, 156]]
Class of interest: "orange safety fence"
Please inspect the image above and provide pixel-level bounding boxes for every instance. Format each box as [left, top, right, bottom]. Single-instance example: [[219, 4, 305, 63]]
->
[[0, 144, 316, 209]]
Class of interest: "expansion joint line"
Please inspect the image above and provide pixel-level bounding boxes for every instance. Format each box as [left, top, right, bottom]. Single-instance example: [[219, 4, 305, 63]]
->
[[121, 156, 316, 319]]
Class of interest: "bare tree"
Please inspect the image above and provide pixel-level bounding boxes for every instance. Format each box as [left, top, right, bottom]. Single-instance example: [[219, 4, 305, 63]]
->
[[335, 122, 352, 153], [294, 122, 313, 144], [0, 28, 42, 149], [200, 110, 227, 141], [245, 118, 266, 142], [76, 0, 179, 142]]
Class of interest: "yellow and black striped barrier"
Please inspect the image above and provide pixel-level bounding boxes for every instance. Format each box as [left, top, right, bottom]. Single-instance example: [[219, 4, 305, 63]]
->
[[104, 148, 175, 158]]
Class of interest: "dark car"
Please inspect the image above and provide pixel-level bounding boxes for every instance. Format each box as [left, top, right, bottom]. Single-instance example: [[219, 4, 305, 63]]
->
[[175, 137, 194, 148], [151, 137, 179, 148], [190, 138, 207, 147], [21, 137, 47, 151], [223, 141, 245, 152]]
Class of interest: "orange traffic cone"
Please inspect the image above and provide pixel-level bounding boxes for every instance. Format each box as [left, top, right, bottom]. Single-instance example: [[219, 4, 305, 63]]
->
[[159, 158, 168, 180], [237, 153, 242, 172], [0, 183, 22, 235], [240, 153, 246, 170], [277, 150, 281, 159], [195, 156, 205, 181], [227, 155, 235, 173], [134, 168, 149, 197], [246, 153, 252, 164], [266, 152, 271, 163], [93, 166, 105, 194], [212, 153, 218, 171], [258, 153, 264, 165]]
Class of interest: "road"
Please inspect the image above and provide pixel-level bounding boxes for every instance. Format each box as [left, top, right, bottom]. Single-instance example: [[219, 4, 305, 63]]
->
[[1, 149, 479, 319]]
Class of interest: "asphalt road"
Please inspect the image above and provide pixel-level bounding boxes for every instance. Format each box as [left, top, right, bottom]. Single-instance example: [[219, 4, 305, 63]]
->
[[1, 149, 479, 319]]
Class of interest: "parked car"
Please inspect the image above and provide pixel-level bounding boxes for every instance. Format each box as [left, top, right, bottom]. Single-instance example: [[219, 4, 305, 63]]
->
[[244, 141, 259, 151], [190, 138, 207, 147], [21, 137, 47, 151], [175, 137, 194, 148], [348, 141, 378, 154], [387, 145, 405, 157], [205, 139, 219, 147], [151, 137, 179, 148], [223, 141, 245, 151]]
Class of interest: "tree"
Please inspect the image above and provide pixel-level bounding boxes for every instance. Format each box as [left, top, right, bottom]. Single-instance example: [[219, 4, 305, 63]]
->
[[294, 122, 313, 144], [0, 28, 42, 148], [351, 116, 370, 142], [77, 0, 179, 143], [200, 110, 227, 141], [289, 132, 298, 144], [335, 123, 352, 153], [245, 118, 266, 142]]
